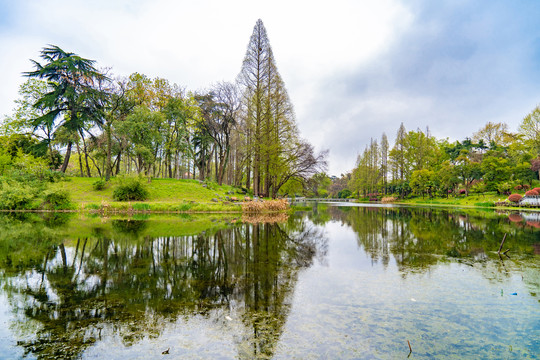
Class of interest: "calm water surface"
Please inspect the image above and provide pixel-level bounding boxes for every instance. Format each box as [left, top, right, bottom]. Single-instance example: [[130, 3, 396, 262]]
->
[[0, 205, 538, 359]]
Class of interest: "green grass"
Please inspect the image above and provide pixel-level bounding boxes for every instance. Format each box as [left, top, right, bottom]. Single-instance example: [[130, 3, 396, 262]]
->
[[396, 192, 537, 210], [56, 177, 244, 213]]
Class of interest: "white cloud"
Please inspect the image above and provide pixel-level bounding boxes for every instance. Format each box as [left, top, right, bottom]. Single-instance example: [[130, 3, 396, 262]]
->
[[1, 0, 540, 176]]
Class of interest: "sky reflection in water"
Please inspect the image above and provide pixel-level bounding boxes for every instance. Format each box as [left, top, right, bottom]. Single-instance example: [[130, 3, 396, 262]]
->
[[0, 205, 538, 359]]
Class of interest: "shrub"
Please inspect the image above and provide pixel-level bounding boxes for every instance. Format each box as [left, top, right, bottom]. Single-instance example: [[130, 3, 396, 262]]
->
[[525, 190, 539, 196], [533, 187, 540, 193], [471, 182, 487, 194], [0, 183, 36, 210], [42, 188, 72, 210], [40, 170, 65, 183], [113, 177, 149, 201], [508, 194, 523, 203], [497, 182, 513, 195], [242, 199, 289, 213], [522, 184, 531, 191], [381, 196, 397, 203], [203, 179, 218, 190], [514, 185, 523, 190], [459, 189, 466, 195], [93, 179, 107, 191]]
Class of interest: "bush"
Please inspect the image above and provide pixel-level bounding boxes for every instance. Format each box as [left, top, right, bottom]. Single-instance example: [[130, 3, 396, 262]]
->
[[93, 179, 107, 191], [242, 199, 289, 213], [113, 177, 149, 201], [508, 194, 523, 203], [0, 183, 37, 210], [533, 187, 540, 193], [525, 190, 539, 196], [42, 188, 72, 210], [40, 170, 65, 183], [497, 182, 512, 195], [203, 179, 218, 191]]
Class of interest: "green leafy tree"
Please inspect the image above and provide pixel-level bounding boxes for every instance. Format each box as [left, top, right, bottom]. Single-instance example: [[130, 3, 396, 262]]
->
[[435, 161, 459, 197], [454, 152, 483, 196], [480, 155, 511, 192], [518, 105, 540, 155], [410, 169, 436, 198], [115, 106, 163, 175], [25, 45, 107, 173]]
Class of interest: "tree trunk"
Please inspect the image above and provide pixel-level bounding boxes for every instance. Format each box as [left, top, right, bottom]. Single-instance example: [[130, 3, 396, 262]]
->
[[105, 121, 112, 180], [115, 149, 122, 175], [60, 141, 73, 173], [80, 130, 91, 177], [76, 141, 84, 177]]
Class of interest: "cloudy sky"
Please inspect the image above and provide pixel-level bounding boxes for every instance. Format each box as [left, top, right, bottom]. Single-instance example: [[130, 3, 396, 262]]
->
[[1, 0, 540, 175]]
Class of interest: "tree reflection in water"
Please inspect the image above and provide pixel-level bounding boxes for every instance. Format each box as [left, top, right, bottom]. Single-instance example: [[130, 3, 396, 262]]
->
[[320, 206, 538, 268], [0, 214, 327, 359], [1, 206, 537, 358]]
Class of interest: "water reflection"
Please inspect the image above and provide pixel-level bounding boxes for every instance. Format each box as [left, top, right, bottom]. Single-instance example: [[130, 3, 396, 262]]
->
[[0, 214, 327, 359], [312, 206, 539, 273], [0, 205, 538, 359]]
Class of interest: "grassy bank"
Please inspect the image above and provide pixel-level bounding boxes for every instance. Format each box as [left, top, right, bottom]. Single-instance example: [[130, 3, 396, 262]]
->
[[398, 193, 503, 207], [383, 192, 540, 211], [49, 177, 245, 213]]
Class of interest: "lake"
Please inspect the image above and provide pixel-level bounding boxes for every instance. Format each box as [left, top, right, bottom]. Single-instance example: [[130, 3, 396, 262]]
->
[[0, 204, 538, 359]]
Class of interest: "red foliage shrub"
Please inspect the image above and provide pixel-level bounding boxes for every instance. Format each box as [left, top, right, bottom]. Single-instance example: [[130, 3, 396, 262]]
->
[[522, 184, 531, 190], [459, 189, 466, 195], [533, 187, 540, 193], [525, 190, 539, 196], [508, 194, 523, 203], [514, 185, 523, 190]]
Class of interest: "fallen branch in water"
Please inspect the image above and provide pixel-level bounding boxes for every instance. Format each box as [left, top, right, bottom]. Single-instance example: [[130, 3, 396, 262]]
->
[[407, 340, 412, 357], [497, 233, 507, 255]]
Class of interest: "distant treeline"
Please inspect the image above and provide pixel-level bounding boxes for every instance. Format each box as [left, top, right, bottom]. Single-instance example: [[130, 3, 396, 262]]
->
[[342, 115, 540, 199]]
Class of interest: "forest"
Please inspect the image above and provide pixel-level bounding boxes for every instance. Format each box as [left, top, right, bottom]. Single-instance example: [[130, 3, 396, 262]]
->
[[0, 19, 326, 201]]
